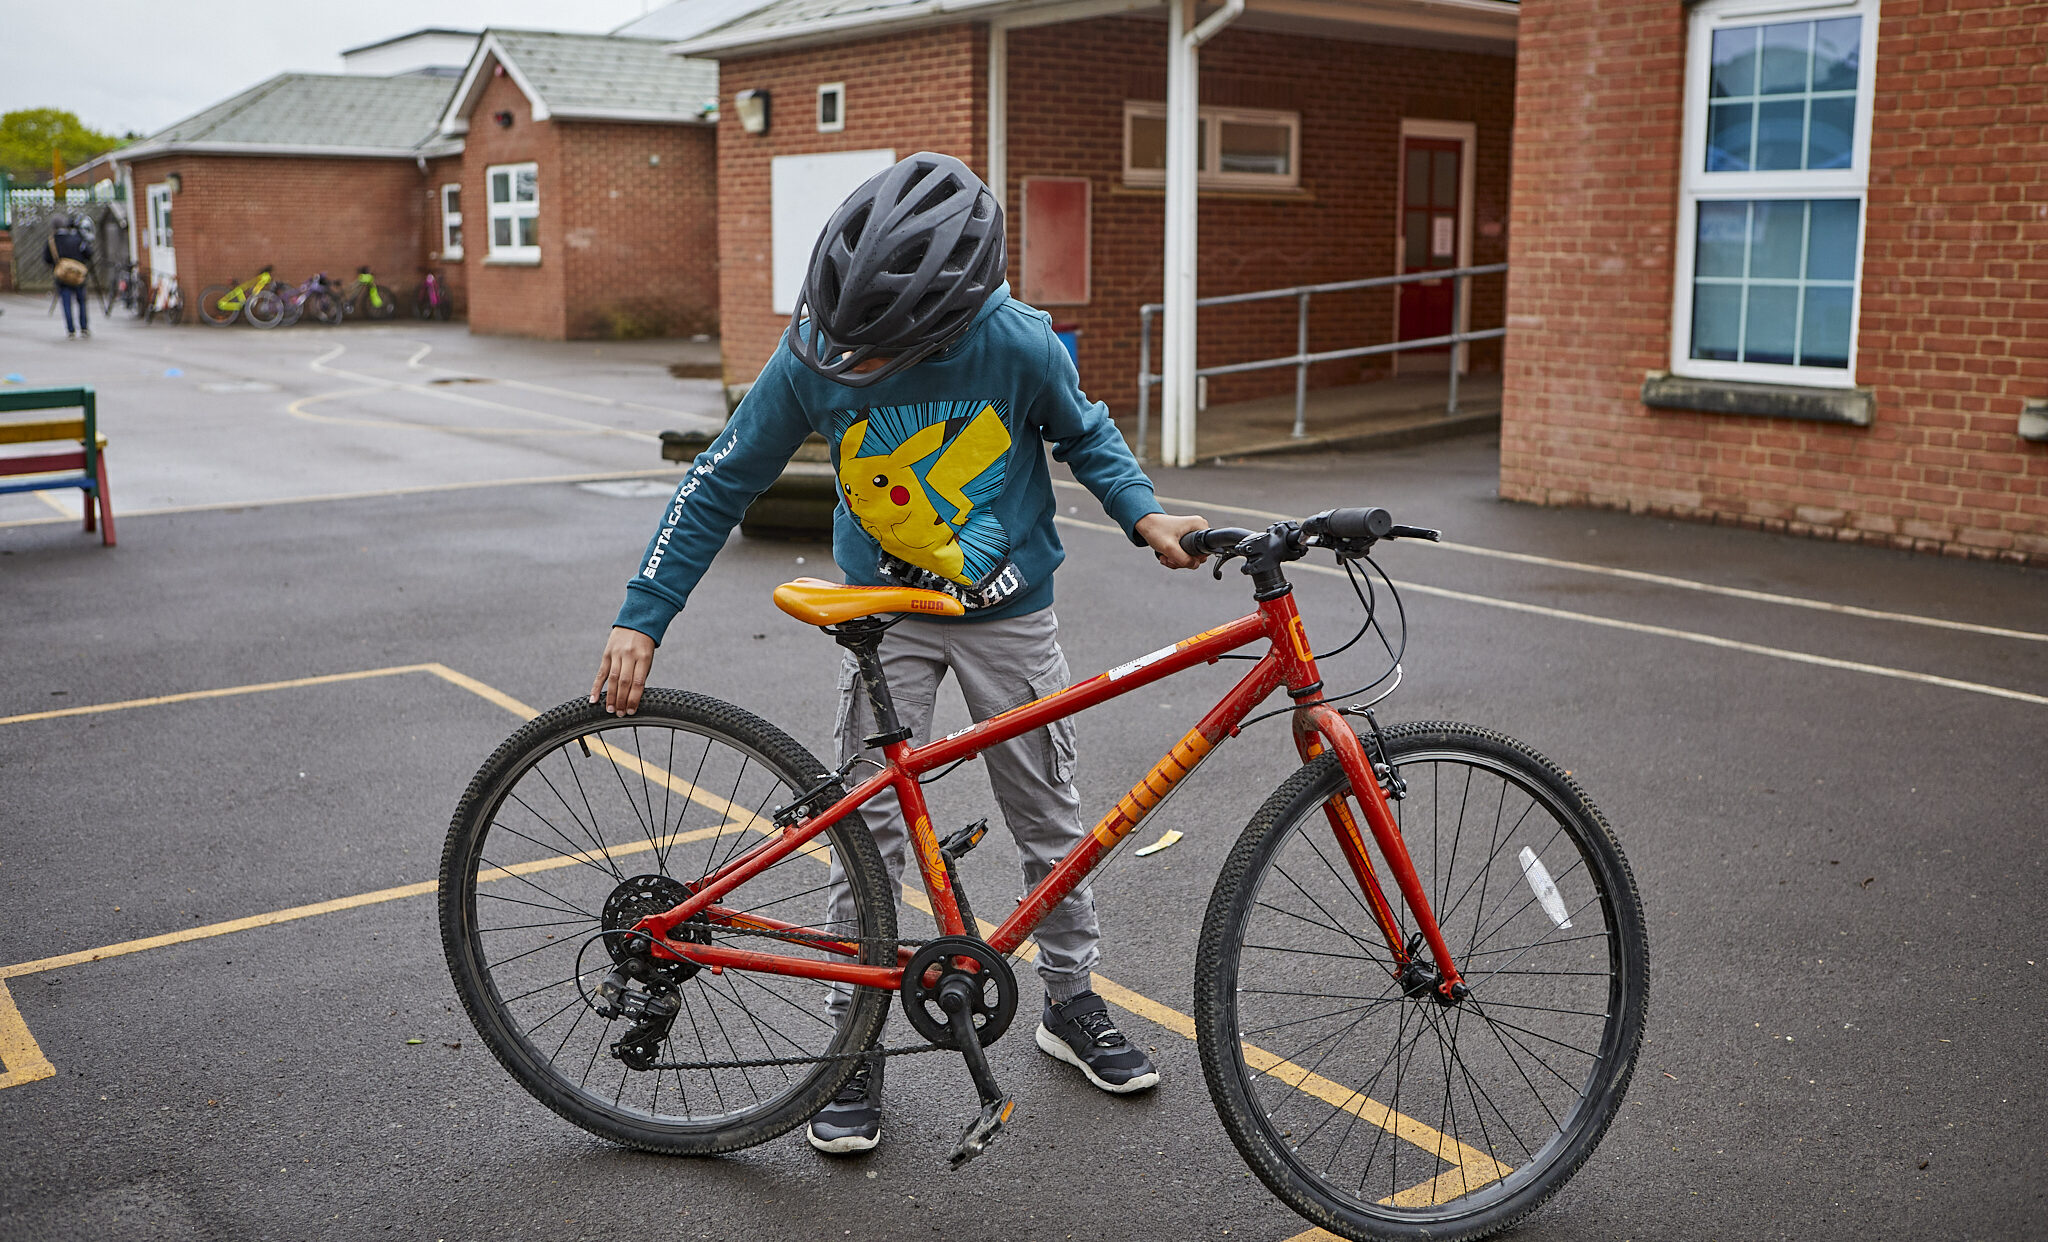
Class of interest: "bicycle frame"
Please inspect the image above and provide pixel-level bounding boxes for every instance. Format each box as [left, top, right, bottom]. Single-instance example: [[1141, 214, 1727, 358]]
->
[[634, 587, 1470, 1000]]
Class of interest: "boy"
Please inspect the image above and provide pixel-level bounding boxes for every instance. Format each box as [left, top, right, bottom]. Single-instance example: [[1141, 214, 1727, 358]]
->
[[591, 152, 1206, 1154]]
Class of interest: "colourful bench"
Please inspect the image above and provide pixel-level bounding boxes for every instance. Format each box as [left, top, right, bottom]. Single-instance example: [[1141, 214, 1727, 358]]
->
[[0, 387, 115, 546]]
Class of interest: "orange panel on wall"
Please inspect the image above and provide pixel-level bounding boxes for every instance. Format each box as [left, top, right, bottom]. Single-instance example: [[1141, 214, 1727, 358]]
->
[[1021, 176, 1090, 305]]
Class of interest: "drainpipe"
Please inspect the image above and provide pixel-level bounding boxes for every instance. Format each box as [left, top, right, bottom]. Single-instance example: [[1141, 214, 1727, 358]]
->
[[1161, 0, 1242, 468], [987, 22, 1007, 210]]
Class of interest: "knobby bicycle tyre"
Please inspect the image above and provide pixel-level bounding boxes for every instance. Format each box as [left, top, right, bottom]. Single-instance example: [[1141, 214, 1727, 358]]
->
[[1195, 722, 1648, 1242], [440, 690, 896, 1155], [197, 285, 240, 326]]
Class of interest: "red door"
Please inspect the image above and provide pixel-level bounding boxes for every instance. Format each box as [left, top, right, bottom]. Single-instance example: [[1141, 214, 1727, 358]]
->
[[1397, 136, 1464, 366]]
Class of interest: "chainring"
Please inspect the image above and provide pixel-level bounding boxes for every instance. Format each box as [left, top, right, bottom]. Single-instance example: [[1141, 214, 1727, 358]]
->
[[900, 935, 1017, 1049]]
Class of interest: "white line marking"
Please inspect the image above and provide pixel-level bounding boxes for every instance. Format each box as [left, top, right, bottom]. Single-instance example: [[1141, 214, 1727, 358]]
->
[[0, 468, 685, 530], [308, 343, 661, 441], [1053, 481, 2048, 644], [1053, 515, 2048, 708]]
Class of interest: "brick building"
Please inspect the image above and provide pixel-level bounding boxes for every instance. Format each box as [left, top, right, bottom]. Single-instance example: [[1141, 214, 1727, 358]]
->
[[111, 28, 721, 341], [1501, 0, 2047, 564], [668, 0, 1520, 461], [115, 73, 463, 315], [435, 30, 720, 338]]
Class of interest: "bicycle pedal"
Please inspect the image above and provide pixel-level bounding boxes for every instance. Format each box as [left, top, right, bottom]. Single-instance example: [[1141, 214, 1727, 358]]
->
[[946, 1094, 1016, 1170], [939, 818, 989, 862]]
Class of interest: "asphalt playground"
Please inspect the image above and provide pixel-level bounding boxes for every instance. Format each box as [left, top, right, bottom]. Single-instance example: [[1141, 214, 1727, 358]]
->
[[1, 293, 2043, 1241]]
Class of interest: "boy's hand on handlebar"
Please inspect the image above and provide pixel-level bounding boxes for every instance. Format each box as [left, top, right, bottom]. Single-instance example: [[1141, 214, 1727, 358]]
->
[[592, 626, 656, 716], [1137, 512, 1210, 570]]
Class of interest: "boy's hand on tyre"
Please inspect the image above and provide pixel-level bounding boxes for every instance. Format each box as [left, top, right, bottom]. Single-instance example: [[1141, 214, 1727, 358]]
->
[[592, 626, 657, 716], [1137, 512, 1209, 570]]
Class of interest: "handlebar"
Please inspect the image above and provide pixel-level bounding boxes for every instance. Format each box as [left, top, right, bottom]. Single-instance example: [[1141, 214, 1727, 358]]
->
[[1177, 507, 1440, 560]]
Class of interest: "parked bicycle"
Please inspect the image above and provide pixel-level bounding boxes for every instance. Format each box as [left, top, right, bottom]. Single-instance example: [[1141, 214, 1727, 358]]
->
[[439, 507, 1649, 1242], [199, 266, 285, 328], [341, 265, 397, 321], [100, 260, 141, 317], [143, 274, 184, 325], [411, 270, 451, 321], [276, 273, 344, 327]]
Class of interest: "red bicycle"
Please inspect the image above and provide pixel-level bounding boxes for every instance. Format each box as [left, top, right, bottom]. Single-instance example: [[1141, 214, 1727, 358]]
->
[[440, 507, 1648, 1242]]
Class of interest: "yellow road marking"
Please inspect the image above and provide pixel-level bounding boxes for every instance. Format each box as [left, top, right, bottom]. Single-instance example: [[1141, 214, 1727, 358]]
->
[[0, 981, 56, 1088], [0, 661, 1500, 1215], [0, 664, 440, 727]]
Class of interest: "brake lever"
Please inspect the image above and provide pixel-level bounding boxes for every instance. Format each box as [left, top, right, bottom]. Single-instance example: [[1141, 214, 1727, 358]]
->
[[1386, 525, 1442, 542]]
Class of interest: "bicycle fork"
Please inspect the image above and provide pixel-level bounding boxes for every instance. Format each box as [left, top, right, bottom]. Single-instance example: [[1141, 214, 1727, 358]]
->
[[1294, 706, 1468, 1001]]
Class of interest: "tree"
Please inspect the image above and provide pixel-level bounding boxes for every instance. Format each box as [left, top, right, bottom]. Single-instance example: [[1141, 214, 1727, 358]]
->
[[0, 109, 124, 182]]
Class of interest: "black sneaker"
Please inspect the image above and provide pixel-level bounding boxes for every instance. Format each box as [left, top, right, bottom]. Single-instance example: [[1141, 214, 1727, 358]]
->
[[806, 1052, 882, 1154], [1036, 992, 1159, 1094]]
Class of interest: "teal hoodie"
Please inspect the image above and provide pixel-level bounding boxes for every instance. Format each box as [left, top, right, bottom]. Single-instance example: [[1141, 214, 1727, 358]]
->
[[616, 284, 1163, 643]]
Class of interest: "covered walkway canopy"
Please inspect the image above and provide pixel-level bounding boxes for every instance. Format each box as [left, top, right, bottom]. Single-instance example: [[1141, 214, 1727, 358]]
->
[[673, 0, 1518, 465]]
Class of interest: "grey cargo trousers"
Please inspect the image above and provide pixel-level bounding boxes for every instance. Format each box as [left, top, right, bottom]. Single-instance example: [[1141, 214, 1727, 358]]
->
[[823, 606, 1099, 1020]]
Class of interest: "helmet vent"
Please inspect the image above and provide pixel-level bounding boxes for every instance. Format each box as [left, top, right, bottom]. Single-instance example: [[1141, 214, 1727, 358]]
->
[[840, 204, 872, 250], [887, 240, 930, 275], [912, 178, 958, 217]]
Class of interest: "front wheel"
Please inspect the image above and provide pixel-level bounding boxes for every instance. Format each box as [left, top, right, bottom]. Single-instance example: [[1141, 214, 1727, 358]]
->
[[364, 284, 397, 320], [197, 285, 240, 325], [245, 289, 287, 329], [440, 690, 897, 1154], [1195, 722, 1648, 1242]]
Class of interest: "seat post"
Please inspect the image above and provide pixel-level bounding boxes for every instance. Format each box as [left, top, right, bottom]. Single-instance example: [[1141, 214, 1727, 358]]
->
[[831, 620, 912, 748]]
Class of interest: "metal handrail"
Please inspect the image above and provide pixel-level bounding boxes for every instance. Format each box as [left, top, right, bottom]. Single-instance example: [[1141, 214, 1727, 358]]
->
[[1137, 262, 1508, 460]]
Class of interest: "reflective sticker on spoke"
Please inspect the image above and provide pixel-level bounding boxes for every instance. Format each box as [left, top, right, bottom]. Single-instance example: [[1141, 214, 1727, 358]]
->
[[1517, 847, 1573, 929]]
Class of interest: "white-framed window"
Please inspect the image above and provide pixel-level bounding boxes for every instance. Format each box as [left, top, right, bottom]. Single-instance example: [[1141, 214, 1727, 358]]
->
[[817, 82, 845, 133], [1122, 102, 1299, 192], [485, 162, 539, 263], [439, 183, 463, 260], [1673, 0, 1878, 387]]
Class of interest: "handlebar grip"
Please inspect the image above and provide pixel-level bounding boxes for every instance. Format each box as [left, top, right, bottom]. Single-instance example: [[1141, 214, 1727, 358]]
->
[[1307, 507, 1393, 540], [1180, 526, 1257, 556]]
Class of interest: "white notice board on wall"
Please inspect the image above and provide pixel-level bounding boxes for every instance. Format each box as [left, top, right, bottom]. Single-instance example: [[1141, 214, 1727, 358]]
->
[[771, 149, 896, 315]]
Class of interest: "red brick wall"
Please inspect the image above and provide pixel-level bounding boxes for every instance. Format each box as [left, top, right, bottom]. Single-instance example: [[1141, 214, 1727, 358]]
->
[[0, 231, 12, 292], [715, 24, 986, 385], [454, 62, 720, 340], [555, 118, 719, 339], [122, 153, 424, 305], [1501, 0, 2048, 564], [423, 153, 467, 319], [1007, 18, 1515, 412], [461, 65, 566, 338], [711, 18, 1514, 411]]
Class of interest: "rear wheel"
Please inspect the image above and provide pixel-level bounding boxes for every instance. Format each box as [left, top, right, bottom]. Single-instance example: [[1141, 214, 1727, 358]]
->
[[306, 290, 343, 326], [1196, 722, 1648, 1242], [364, 283, 397, 320], [197, 285, 240, 326], [440, 691, 896, 1153]]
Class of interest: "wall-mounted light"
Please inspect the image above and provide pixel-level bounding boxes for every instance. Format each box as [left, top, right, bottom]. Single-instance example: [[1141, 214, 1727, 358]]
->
[[165, 172, 181, 194], [735, 89, 770, 136], [494, 110, 514, 129]]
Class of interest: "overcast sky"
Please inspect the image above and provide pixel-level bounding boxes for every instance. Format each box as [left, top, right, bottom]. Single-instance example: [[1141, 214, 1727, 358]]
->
[[3, 1, 662, 137]]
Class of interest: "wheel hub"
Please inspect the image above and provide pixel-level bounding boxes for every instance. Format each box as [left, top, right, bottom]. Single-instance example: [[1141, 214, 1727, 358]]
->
[[602, 874, 708, 983]]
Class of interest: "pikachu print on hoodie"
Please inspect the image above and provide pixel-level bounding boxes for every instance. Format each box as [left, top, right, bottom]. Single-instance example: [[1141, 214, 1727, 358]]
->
[[832, 399, 1021, 601]]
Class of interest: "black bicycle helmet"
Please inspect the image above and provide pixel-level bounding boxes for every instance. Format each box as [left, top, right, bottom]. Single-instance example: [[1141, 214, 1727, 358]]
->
[[788, 151, 1006, 388]]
